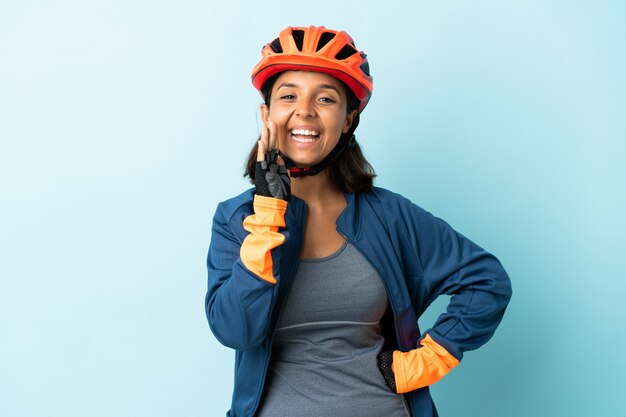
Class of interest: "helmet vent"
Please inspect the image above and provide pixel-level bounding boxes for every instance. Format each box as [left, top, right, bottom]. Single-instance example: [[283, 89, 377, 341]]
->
[[316, 32, 336, 51], [360, 61, 370, 76], [335, 44, 357, 60], [292, 29, 305, 51], [269, 38, 283, 53]]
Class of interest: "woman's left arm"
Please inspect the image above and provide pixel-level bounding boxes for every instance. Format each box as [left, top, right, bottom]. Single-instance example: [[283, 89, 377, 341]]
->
[[382, 203, 512, 394]]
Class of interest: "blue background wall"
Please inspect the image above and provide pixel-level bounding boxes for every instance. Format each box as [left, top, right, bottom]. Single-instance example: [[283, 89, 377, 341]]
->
[[1, 1, 625, 416]]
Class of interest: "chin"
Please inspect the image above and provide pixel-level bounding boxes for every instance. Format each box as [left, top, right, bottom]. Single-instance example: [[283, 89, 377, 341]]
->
[[289, 158, 323, 169]]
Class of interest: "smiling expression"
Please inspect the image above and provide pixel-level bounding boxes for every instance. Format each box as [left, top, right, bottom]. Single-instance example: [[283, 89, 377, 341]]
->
[[261, 71, 357, 168]]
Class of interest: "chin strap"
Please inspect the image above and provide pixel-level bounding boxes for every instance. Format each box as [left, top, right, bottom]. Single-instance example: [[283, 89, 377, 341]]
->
[[278, 134, 355, 177], [277, 113, 360, 178]]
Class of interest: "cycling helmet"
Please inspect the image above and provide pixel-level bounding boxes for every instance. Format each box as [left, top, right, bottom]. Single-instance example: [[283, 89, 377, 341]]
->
[[251, 25, 373, 112]]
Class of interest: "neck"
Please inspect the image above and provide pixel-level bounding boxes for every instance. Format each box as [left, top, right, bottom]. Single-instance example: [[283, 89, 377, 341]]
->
[[290, 170, 343, 205]]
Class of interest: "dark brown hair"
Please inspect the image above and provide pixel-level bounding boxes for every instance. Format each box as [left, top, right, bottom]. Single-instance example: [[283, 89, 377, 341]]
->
[[244, 72, 376, 194]]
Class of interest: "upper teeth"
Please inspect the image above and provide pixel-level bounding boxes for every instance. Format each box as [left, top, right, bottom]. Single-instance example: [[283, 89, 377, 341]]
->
[[291, 129, 319, 136]]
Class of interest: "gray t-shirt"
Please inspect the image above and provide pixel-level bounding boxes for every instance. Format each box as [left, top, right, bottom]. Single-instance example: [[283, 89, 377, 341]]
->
[[256, 241, 410, 417]]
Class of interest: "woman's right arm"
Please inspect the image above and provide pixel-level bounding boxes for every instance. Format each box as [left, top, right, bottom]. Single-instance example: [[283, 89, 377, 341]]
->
[[206, 118, 290, 351], [205, 196, 287, 351]]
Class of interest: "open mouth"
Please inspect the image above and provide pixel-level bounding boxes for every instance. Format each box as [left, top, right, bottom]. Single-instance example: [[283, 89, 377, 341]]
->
[[290, 129, 320, 143]]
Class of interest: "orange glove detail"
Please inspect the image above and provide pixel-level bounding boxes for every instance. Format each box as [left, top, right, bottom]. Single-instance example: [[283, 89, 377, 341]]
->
[[392, 334, 460, 394], [240, 195, 288, 284]]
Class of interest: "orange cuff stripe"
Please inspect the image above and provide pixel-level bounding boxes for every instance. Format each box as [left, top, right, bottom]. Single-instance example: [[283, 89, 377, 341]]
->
[[250, 195, 289, 212], [392, 334, 460, 394], [240, 195, 288, 284]]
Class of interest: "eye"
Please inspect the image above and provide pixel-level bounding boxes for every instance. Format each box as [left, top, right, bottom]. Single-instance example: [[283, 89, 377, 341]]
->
[[280, 94, 296, 101], [318, 96, 336, 104]]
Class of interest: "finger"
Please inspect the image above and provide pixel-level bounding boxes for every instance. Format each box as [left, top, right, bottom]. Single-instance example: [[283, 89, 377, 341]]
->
[[268, 120, 278, 150], [257, 139, 266, 162], [267, 121, 285, 165], [257, 123, 269, 162]]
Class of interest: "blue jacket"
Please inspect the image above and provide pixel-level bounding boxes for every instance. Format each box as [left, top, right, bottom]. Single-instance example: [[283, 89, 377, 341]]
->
[[206, 187, 512, 417]]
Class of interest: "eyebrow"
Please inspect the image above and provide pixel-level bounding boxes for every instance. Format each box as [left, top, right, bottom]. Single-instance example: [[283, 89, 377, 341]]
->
[[276, 82, 341, 94]]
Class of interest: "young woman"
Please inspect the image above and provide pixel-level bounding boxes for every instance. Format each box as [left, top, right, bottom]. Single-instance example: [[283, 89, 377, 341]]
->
[[206, 25, 512, 417]]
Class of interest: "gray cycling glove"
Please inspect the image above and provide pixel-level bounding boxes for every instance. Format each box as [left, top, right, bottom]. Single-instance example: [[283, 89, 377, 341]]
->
[[254, 148, 291, 201]]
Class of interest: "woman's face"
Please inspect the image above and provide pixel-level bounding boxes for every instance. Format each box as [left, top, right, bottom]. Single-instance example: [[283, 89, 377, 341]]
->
[[261, 71, 357, 168]]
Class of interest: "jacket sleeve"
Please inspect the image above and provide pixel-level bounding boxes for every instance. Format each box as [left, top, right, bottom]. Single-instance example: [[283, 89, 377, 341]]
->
[[392, 203, 512, 394], [205, 195, 287, 351]]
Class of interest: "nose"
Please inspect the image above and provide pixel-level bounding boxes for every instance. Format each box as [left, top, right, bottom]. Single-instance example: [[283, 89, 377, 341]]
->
[[295, 98, 315, 118]]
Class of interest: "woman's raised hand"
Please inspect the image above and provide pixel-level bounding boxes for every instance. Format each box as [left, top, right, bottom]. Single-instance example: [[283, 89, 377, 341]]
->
[[255, 119, 291, 201]]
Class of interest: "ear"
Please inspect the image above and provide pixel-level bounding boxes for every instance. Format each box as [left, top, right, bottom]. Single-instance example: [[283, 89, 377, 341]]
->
[[260, 104, 270, 127], [342, 109, 358, 133]]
